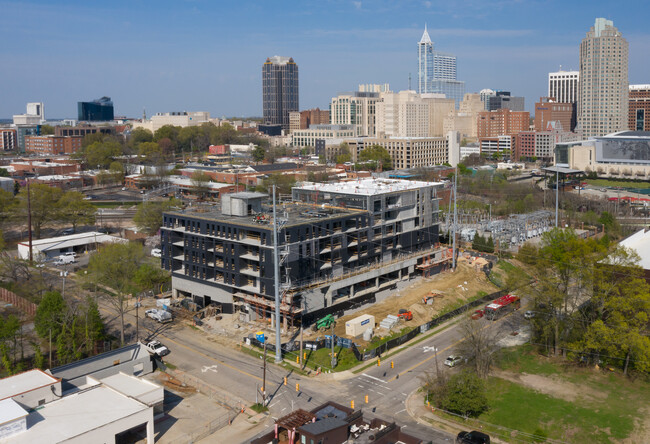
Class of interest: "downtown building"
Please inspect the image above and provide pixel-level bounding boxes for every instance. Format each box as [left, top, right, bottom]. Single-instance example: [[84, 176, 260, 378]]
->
[[417, 26, 465, 107], [578, 18, 629, 137], [548, 69, 579, 130], [262, 56, 299, 131], [330, 90, 381, 137], [78, 96, 114, 121], [629, 85, 650, 131], [375, 90, 454, 138], [160, 179, 446, 326], [24, 135, 83, 155], [477, 108, 530, 159]]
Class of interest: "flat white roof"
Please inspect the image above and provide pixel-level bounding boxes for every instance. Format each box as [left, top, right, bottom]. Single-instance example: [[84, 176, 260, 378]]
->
[[0, 370, 59, 401], [294, 178, 441, 196], [0, 399, 28, 425], [8, 386, 148, 443], [99, 373, 159, 398]]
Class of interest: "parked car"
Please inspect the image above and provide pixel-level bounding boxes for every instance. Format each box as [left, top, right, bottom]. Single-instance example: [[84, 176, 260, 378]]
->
[[151, 248, 162, 258], [62, 228, 74, 235], [444, 355, 463, 367], [144, 340, 170, 357], [524, 310, 535, 319], [61, 251, 77, 259], [53, 255, 75, 266], [145, 309, 172, 323], [457, 430, 490, 444]]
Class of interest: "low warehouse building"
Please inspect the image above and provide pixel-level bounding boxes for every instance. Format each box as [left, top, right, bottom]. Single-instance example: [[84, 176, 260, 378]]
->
[[17, 231, 127, 261]]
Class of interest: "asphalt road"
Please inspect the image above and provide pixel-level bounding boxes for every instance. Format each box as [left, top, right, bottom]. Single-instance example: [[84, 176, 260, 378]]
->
[[130, 301, 527, 443]]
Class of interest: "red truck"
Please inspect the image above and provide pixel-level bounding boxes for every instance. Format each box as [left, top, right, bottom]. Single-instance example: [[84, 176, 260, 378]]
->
[[483, 294, 520, 320]]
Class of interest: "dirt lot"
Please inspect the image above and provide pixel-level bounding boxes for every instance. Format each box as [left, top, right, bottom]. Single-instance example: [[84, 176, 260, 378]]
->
[[303, 258, 498, 342]]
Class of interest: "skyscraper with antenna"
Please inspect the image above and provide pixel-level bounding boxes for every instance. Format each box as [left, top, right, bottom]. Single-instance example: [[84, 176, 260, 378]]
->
[[417, 25, 464, 107]]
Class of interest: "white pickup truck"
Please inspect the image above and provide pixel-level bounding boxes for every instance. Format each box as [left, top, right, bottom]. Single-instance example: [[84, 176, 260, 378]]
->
[[145, 308, 172, 323], [144, 340, 170, 357]]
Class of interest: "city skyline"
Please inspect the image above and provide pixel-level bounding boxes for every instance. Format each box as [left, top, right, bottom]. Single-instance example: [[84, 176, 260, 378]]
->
[[1, 0, 649, 119]]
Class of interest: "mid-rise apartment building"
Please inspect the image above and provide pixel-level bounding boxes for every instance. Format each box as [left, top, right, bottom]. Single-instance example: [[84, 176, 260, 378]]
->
[[289, 108, 330, 133], [25, 135, 83, 155], [578, 18, 629, 137], [629, 85, 650, 131], [133, 111, 211, 133], [55, 124, 116, 138], [161, 179, 445, 324], [516, 124, 582, 162], [0, 129, 17, 151], [290, 124, 356, 148]]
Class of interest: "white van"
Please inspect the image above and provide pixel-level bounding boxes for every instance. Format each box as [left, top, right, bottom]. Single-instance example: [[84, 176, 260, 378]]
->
[[53, 255, 75, 266]]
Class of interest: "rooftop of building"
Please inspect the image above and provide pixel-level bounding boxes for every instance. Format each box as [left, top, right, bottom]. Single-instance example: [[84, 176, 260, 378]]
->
[[630, 84, 650, 90], [164, 200, 366, 228], [7, 385, 148, 443], [0, 370, 59, 401], [618, 228, 650, 270], [294, 178, 441, 196], [17, 231, 127, 250], [604, 131, 650, 139]]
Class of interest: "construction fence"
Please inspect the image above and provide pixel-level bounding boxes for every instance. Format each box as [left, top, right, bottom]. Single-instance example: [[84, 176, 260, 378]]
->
[[244, 289, 507, 363]]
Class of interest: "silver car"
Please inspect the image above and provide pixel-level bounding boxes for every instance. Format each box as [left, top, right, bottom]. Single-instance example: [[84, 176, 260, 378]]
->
[[444, 355, 463, 367]]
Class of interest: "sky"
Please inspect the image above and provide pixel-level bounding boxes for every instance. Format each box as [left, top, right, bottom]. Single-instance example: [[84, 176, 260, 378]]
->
[[2, 0, 649, 119]]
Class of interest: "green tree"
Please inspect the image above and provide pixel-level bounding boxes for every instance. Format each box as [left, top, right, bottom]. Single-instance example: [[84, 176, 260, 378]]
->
[[598, 211, 621, 238], [40, 124, 55, 135], [83, 297, 105, 354], [358, 145, 392, 170], [88, 242, 145, 345], [252, 145, 266, 162], [0, 168, 10, 177], [153, 125, 179, 145], [32, 343, 45, 369], [138, 141, 163, 163], [262, 173, 296, 196], [58, 191, 96, 231], [190, 171, 212, 200], [436, 370, 489, 417], [130, 128, 153, 147], [134, 199, 181, 235], [16, 183, 64, 238], [78, 140, 123, 168], [34, 291, 66, 339], [134, 263, 170, 294]]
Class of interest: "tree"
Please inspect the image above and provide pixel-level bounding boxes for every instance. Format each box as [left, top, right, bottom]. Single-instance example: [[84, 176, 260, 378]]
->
[[138, 141, 164, 163], [358, 145, 392, 170], [430, 370, 489, 418], [262, 173, 296, 196], [34, 291, 66, 339], [16, 183, 64, 238], [458, 318, 500, 379], [88, 242, 145, 345], [134, 263, 170, 294], [0, 168, 10, 177], [190, 171, 212, 200], [130, 128, 153, 147], [78, 140, 123, 168], [134, 199, 181, 235], [252, 145, 266, 162], [40, 124, 55, 135], [58, 191, 96, 231]]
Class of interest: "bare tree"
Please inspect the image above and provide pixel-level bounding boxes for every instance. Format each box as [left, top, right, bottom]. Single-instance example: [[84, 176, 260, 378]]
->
[[458, 318, 501, 379]]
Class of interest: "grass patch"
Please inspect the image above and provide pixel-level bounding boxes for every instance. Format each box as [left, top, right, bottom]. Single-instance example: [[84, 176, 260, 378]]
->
[[480, 377, 638, 443], [250, 403, 268, 413], [163, 362, 177, 370], [496, 344, 560, 376], [585, 178, 650, 189]]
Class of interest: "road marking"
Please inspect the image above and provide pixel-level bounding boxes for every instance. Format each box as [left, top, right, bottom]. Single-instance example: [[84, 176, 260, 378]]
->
[[401, 392, 407, 396], [361, 374, 387, 384], [396, 408, 406, 414], [387, 310, 517, 382], [162, 334, 263, 382], [422, 346, 437, 353], [201, 365, 218, 373]]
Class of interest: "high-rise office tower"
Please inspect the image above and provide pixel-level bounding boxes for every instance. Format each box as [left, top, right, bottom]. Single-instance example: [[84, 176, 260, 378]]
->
[[548, 70, 579, 104], [417, 25, 465, 107], [78, 96, 114, 121], [262, 56, 299, 130], [578, 18, 628, 137]]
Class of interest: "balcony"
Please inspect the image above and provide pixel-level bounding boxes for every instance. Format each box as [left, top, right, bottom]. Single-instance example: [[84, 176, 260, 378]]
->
[[240, 266, 260, 277], [241, 252, 260, 261]]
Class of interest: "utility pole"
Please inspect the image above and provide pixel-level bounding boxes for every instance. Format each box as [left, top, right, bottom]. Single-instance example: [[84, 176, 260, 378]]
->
[[433, 346, 440, 380], [452, 167, 458, 270], [272, 185, 282, 363], [27, 179, 33, 263], [330, 322, 336, 369], [555, 167, 559, 227], [299, 324, 303, 367], [262, 339, 267, 405]]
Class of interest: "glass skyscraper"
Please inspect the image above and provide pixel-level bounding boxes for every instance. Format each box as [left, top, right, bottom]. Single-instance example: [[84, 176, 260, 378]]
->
[[418, 26, 465, 108], [262, 56, 299, 131]]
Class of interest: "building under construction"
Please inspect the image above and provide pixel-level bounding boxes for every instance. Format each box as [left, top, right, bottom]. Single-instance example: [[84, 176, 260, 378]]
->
[[161, 179, 448, 327]]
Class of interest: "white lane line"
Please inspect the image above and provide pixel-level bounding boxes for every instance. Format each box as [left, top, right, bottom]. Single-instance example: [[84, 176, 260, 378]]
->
[[401, 392, 407, 396], [362, 374, 386, 384], [396, 408, 406, 414]]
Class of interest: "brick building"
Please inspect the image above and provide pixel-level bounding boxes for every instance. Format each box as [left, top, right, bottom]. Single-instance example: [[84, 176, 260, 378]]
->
[[629, 85, 650, 131], [477, 109, 529, 138], [534, 97, 575, 132], [55, 124, 115, 137], [289, 108, 330, 132], [25, 135, 83, 155]]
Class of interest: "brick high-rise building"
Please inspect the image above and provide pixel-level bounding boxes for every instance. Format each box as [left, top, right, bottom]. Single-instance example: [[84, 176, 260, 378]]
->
[[262, 56, 299, 130], [578, 18, 629, 137], [629, 84, 650, 131], [534, 97, 574, 132], [477, 109, 530, 138]]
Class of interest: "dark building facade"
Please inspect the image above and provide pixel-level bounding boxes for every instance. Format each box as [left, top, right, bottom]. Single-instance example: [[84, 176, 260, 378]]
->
[[629, 85, 650, 131], [77, 96, 114, 121], [262, 56, 299, 131], [162, 179, 444, 326], [488, 91, 525, 112]]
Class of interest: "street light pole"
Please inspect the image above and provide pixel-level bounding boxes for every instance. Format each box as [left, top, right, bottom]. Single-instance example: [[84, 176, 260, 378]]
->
[[272, 185, 282, 363]]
